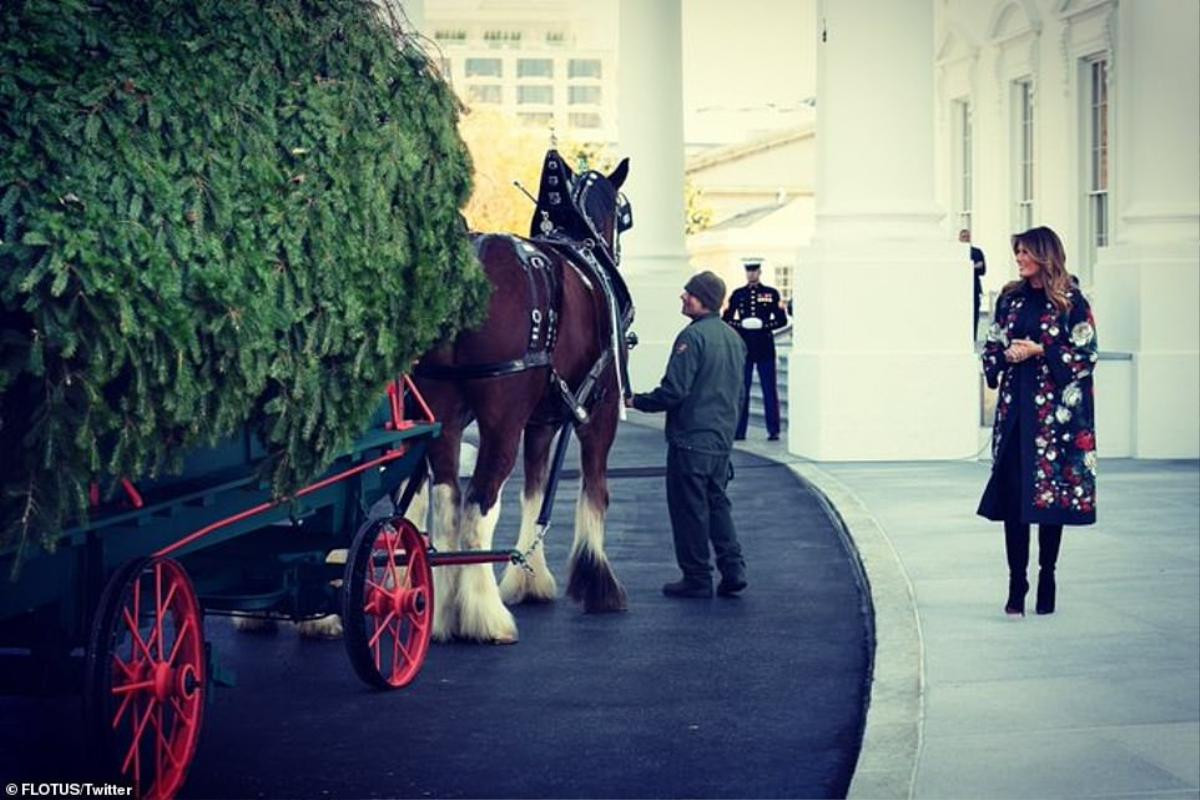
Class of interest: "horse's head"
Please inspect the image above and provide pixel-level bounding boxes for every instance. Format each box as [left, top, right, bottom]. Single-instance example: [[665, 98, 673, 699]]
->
[[570, 158, 632, 265]]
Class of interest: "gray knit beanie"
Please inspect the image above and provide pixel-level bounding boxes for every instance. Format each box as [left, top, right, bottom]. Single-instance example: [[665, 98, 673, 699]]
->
[[684, 270, 726, 312]]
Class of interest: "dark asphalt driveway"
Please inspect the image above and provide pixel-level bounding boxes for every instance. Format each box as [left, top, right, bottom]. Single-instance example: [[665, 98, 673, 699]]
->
[[1, 422, 872, 799]]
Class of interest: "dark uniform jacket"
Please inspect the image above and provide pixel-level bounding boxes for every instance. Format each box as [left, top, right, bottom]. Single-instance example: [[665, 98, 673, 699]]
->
[[979, 283, 1098, 525], [722, 283, 788, 361], [632, 313, 746, 454], [971, 246, 987, 297]]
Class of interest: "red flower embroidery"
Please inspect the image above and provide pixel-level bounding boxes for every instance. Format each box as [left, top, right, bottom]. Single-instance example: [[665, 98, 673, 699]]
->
[[1075, 431, 1095, 451]]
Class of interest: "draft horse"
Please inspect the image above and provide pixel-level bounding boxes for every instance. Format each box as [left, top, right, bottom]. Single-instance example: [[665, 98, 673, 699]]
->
[[409, 154, 633, 643]]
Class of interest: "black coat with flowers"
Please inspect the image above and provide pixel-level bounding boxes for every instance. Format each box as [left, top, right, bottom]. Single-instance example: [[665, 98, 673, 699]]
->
[[980, 283, 1098, 525]]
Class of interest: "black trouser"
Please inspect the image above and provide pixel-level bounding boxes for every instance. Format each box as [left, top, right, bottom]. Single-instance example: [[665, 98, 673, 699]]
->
[[736, 357, 780, 438], [1004, 520, 1063, 577], [665, 446, 744, 582], [973, 292, 981, 340]]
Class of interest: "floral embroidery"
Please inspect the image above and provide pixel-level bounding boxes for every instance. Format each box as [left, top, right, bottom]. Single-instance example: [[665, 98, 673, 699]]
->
[[1063, 382, 1082, 408], [985, 288, 1098, 518], [1071, 321, 1095, 347]]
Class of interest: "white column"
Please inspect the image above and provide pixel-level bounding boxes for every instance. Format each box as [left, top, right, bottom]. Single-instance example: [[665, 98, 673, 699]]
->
[[789, 0, 977, 460], [617, 0, 692, 391], [1094, 0, 1200, 458]]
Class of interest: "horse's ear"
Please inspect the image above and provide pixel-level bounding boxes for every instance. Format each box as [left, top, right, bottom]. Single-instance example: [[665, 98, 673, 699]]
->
[[608, 158, 630, 190]]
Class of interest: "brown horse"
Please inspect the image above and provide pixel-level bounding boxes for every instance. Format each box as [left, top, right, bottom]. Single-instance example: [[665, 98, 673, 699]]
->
[[409, 156, 632, 643]]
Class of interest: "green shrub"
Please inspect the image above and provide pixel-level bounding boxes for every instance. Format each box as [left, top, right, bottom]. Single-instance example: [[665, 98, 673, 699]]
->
[[0, 0, 488, 567]]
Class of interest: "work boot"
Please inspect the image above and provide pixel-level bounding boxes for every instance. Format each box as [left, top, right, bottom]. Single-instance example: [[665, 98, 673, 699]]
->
[[662, 578, 713, 598], [717, 575, 748, 596]]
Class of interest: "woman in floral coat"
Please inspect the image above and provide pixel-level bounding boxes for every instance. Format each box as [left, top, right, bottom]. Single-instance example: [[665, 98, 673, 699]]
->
[[978, 226, 1098, 617]]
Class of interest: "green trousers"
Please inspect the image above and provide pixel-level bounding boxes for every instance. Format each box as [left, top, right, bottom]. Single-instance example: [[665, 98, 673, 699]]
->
[[665, 446, 745, 582]]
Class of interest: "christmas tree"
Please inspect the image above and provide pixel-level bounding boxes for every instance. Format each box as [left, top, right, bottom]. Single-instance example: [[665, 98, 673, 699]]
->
[[0, 0, 488, 567]]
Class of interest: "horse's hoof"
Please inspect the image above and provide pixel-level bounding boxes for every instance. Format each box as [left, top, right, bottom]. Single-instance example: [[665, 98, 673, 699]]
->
[[499, 565, 557, 606], [583, 596, 629, 614], [232, 614, 278, 634], [296, 614, 343, 639], [490, 633, 519, 645]]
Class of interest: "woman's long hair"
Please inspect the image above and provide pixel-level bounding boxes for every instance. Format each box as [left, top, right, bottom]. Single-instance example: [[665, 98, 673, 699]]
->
[[1002, 226, 1074, 315]]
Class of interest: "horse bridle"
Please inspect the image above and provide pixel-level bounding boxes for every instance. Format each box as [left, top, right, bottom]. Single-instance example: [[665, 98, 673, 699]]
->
[[571, 173, 625, 270]]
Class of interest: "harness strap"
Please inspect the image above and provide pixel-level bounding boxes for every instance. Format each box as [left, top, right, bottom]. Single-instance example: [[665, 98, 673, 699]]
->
[[413, 351, 551, 381]]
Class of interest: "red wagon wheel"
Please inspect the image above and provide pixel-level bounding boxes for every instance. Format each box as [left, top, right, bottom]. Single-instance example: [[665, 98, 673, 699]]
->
[[343, 516, 433, 689], [85, 557, 206, 800]]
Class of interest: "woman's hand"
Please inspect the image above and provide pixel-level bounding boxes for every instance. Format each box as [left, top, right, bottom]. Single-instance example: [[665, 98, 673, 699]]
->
[[1004, 338, 1045, 363]]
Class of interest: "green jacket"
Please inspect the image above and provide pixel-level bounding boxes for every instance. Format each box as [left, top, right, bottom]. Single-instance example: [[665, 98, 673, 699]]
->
[[633, 312, 747, 453]]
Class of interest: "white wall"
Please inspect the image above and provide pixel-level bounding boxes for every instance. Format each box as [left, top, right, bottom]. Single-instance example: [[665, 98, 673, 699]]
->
[[934, 0, 1200, 458]]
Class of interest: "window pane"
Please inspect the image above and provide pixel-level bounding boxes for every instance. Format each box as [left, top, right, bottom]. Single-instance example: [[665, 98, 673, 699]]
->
[[517, 85, 553, 105], [518, 59, 553, 78], [568, 112, 602, 129], [569, 85, 602, 105], [468, 85, 502, 104], [465, 58, 502, 77], [518, 112, 554, 127], [568, 59, 602, 79]]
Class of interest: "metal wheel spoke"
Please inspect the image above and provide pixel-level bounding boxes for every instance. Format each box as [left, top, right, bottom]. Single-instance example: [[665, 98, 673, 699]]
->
[[150, 709, 182, 770], [123, 608, 156, 663], [112, 680, 154, 696], [367, 611, 397, 648], [167, 618, 193, 666], [160, 581, 179, 622], [382, 527, 402, 593], [113, 654, 138, 680], [169, 697, 192, 726], [155, 703, 164, 784], [406, 610, 427, 634], [122, 698, 157, 774], [155, 563, 165, 660], [112, 691, 136, 730], [391, 629, 401, 679], [396, 630, 415, 666]]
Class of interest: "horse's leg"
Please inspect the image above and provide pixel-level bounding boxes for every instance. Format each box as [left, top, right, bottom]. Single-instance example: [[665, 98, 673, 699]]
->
[[499, 423, 558, 605], [426, 422, 465, 642], [455, 415, 524, 643], [566, 393, 628, 613]]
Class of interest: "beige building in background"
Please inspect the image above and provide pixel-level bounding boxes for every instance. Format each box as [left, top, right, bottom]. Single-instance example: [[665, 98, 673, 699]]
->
[[684, 123, 817, 304], [424, 0, 618, 143]]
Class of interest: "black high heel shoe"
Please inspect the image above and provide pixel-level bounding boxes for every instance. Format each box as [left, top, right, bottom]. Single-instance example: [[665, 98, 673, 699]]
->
[[1036, 570, 1056, 615], [1005, 575, 1029, 617]]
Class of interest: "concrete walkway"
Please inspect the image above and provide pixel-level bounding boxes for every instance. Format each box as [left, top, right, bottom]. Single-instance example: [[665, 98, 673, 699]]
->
[[725, 420, 1200, 800]]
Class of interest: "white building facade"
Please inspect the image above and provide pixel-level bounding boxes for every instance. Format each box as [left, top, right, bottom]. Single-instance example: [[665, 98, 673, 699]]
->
[[411, 0, 1199, 461], [934, 0, 1200, 458]]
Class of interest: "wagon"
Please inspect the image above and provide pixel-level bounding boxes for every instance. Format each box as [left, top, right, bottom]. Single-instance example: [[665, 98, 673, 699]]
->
[[0, 377, 517, 799]]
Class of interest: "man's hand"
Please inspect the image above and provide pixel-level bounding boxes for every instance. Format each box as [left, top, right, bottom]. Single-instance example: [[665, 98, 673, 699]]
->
[[624, 396, 634, 409]]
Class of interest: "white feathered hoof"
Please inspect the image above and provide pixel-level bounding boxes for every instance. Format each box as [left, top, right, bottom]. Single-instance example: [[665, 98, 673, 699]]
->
[[232, 614, 278, 634], [432, 567, 459, 643], [296, 614, 344, 639], [456, 565, 518, 644], [499, 562, 558, 606]]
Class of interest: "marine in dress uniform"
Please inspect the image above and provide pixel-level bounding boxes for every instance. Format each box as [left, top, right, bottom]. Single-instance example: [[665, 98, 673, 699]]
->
[[722, 259, 788, 440], [631, 271, 748, 598], [960, 229, 988, 341]]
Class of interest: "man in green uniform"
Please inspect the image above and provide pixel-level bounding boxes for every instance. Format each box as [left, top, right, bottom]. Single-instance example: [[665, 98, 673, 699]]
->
[[627, 271, 749, 598]]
